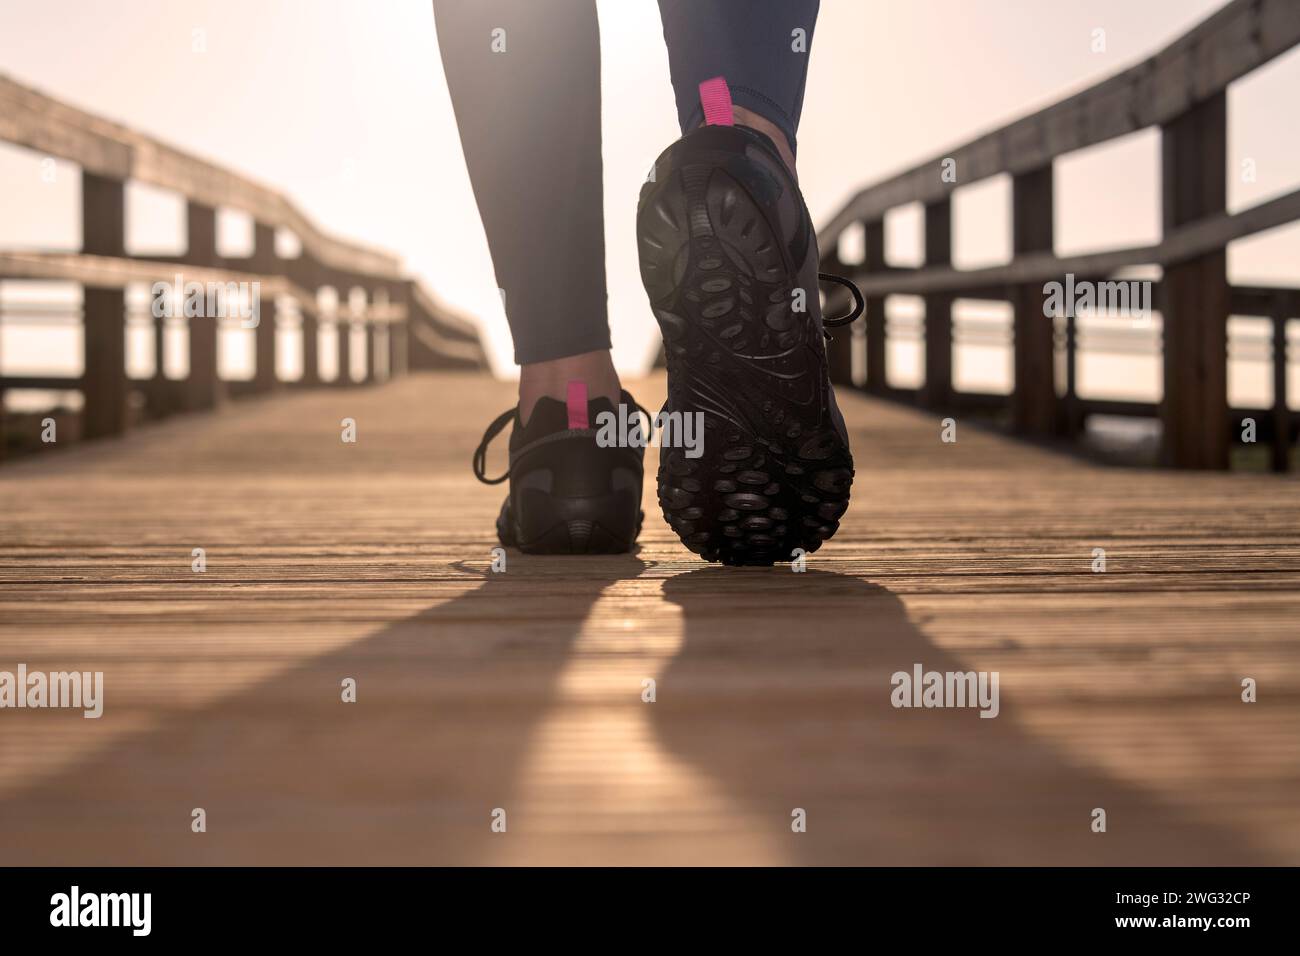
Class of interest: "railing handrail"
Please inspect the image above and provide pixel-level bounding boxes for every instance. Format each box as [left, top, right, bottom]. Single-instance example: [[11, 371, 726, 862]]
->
[[834, 186, 1300, 299], [0, 69, 484, 371], [819, 0, 1300, 244], [0, 250, 395, 321], [0, 71, 405, 280]]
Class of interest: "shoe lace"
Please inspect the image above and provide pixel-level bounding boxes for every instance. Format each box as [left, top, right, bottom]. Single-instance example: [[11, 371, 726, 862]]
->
[[818, 273, 865, 340], [472, 406, 517, 485]]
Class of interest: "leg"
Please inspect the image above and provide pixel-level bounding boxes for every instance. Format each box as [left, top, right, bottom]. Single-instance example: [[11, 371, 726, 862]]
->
[[657, 0, 820, 176], [432, 0, 619, 415], [443, 0, 644, 554], [640, 1, 863, 566]]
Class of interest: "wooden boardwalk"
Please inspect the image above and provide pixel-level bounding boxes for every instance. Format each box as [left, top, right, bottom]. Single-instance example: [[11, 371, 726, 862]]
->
[[0, 372, 1297, 866]]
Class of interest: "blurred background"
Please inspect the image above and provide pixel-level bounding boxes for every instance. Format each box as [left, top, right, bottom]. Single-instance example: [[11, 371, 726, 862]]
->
[[2, 0, 1296, 388]]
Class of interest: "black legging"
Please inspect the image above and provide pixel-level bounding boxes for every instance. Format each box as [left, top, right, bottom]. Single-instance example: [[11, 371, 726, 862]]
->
[[432, 0, 820, 365]]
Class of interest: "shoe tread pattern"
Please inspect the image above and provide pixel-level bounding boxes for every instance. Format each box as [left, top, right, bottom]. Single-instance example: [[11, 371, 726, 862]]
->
[[639, 136, 853, 566]]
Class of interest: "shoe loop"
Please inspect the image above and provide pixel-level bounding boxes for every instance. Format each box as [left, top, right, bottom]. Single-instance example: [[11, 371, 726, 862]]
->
[[472, 406, 517, 485], [818, 272, 865, 340]]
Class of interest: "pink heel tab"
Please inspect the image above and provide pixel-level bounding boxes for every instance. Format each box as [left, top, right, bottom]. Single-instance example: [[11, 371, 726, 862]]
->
[[566, 381, 589, 429], [698, 76, 734, 127]]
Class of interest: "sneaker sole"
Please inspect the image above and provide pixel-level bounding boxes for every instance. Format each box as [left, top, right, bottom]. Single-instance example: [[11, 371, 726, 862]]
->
[[498, 498, 644, 555], [638, 133, 853, 566]]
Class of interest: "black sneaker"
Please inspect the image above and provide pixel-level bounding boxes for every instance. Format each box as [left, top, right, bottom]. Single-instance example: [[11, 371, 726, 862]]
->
[[472, 389, 645, 553], [637, 123, 863, 566]]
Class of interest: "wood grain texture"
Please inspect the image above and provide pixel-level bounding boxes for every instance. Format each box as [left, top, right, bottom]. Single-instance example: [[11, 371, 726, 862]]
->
[[0, 373, 1296, 865]]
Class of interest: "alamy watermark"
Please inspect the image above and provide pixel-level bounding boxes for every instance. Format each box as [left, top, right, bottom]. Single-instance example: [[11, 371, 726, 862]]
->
[[50, 886, 150, 936], [151, 274, 260, 328], [891, 663, 1000, 718], [1043, 273, 1151, 323], [596, 404, 704, 458], [0, 664, 103, 718]]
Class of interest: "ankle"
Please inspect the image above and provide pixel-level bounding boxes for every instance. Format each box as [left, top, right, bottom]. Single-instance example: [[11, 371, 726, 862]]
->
[[518, 350, 622, 423], [731, 106, 797, 182]]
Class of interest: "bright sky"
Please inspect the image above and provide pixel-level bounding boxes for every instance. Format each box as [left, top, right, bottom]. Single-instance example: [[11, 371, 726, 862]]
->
[[1, 0, 1297, 380]]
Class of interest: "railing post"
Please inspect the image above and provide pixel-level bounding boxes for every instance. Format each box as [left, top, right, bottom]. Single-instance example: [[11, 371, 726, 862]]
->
[[80, 171, 129, 439], [294, 257, 323, 388], [1272, 296, 1291, 473], [1160, 91, 1229, 469], [252, 296, 278, 392], [184, 201, 223, 413], [1011, 166, 1057, 435], [251, 222, 278, 393], [923, 200, 953, 408], [82, 288, 128, 439], [389, 283, 410, 378], [336, 318, 352, 387], [81, 171, 125, 258], [148, 295, 170, 419], [1062, 312, 1083, 437], [404, 281, 428, 372], [365, 321, 381, 384], [0, 387, 6, 465], [300, 308, 320, 386], [390, 318, 408, 378], [863, 220, 887, 395]]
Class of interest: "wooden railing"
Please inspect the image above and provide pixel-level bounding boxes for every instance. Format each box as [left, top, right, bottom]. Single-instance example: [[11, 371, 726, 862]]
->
[[0, 72, 485, 460], [818, 0, 1300, 470]]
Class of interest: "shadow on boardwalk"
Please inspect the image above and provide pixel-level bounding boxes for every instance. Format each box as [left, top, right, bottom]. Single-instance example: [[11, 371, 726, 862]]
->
[[655, 568, 1272, 864], [0, 561, 1276, 865]]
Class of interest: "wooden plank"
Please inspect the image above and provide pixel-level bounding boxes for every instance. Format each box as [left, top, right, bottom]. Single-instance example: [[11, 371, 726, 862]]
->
[[1161, 92, 1228, 469], [1233, 286, 1300, 317], [0, 252, 414, 333], [0, 82, 132, 179], [1011, 167, 1057, 436], [0, 375, 84, 390], [0, 251, 312, 314], [0, 373, 1297, 865]]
